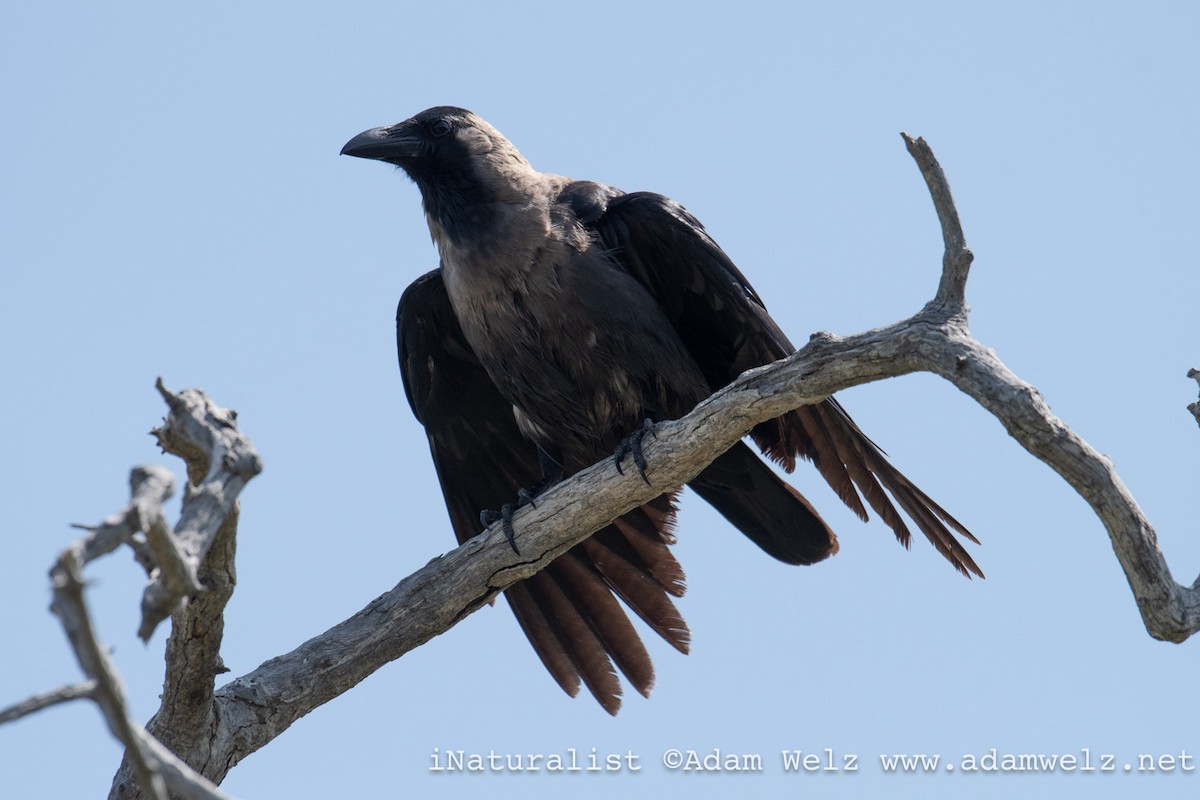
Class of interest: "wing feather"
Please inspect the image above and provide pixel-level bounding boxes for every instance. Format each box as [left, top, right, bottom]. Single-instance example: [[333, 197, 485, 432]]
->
[[397, 269, 693, 712], [590, 192, 981, 576]]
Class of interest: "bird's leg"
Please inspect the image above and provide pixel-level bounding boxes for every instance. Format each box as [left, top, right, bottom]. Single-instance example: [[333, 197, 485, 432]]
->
[[527, 445, 565, 503], [613, 419, 657, 485], [479, 445, 565, 554]]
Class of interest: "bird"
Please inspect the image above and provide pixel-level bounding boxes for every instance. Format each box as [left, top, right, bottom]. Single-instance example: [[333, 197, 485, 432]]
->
[[341, 106, 981, 714]]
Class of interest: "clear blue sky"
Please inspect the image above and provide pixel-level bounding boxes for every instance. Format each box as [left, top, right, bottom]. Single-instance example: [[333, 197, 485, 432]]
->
[[3, 3, 1198, 799]]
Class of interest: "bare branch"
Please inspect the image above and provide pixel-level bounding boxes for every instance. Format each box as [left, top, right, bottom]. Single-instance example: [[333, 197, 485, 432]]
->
[[0, 680, 97, 724], [902, 132, 973, 311], [110, 384, 254, 799], [67, 465, 176, 568], [50, 551, 169, 800], [1, 380, 259, 799], [140, 378, 261, 640], [127, 727, 241, 800], [929, 333, 1200, 639], [46, 551, 241, 800]]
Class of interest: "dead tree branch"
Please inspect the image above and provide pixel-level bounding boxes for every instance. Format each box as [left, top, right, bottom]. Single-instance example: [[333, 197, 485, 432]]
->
[[0, 680, 98, 725], [50, 550, 239, 800], [109, 383, 260, 798], [0, 382, 258, 800], [138, 378, 261, 640]]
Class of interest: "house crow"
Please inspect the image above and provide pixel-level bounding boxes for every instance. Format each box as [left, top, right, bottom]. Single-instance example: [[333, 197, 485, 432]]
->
[[341, 106, 981, 714]]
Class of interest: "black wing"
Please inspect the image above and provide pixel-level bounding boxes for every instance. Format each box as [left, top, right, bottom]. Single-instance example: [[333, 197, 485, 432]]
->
[[397, 269, 691, 714], [588, 192, 982, 577]]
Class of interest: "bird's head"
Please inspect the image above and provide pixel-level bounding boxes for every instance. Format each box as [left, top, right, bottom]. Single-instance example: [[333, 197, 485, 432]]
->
[[341, 107, 534, 207]]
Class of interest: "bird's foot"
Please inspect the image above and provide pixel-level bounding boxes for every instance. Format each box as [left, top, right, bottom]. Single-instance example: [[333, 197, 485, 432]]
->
[[479, 488, 541, 554], [613, 418, 657, 485]]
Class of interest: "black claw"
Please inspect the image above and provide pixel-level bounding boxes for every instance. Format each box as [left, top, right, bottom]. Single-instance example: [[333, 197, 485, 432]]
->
[[500, 505, 518, 553], [613, 418, 656, 486], [630, 435, 648, 482], [613, 442, 628, 475], [478, 464, 564, 555], [480, 505, 521, 554]]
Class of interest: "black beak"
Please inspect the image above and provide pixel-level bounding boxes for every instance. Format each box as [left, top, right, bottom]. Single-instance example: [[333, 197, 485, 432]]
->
[[340, 122, 425, 163]]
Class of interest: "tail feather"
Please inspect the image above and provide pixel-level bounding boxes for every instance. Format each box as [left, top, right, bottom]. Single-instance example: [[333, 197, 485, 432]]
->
[[752, 397, 982, 578], [608, 494, 686, 595], [583, 534, 690, 653], [506, 570, 624, 714], [550, 553, 656, 695], [813, 402, 909, 539], [503, 495, 688, 715], [689, 440, 838, 565]]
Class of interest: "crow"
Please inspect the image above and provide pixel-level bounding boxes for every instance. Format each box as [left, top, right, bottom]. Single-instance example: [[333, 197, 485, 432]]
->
[[342, 107, 980, 714]]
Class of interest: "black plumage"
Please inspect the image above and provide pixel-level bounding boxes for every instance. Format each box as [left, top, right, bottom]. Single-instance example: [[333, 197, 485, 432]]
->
[[343, 107, 980, 714]]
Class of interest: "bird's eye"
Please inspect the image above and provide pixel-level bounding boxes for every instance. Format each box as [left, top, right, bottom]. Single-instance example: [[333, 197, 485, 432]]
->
[[430, 119, 452, 137]]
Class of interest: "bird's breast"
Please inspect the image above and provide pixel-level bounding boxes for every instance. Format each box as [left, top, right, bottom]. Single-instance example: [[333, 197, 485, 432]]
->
[[433, 210, 707, 458]]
